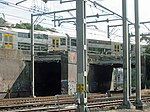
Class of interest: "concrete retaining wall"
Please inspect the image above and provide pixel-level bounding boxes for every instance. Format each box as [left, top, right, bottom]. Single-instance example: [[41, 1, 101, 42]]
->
[[0, 49, 31, 98]]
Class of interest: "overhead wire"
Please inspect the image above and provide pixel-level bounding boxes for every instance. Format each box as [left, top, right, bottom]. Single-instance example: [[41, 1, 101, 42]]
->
[[0, 1, 54, 18], [0, 0, 62, 27], [0, 13, 30, 21], [0, 0, 128, 38]]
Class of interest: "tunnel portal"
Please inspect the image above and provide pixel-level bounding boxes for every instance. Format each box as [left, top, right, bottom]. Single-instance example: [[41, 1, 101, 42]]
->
[[35, 61, 61, 96], [88, 64, 113, 93]]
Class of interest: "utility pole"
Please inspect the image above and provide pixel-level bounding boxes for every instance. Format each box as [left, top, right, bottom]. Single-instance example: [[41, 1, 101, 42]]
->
[[122, 0, 132, 108], [134, 0, 144, 109], [31, 14, 35, 97], [128, 31, 132, 97], [76, 0, 88, 111]]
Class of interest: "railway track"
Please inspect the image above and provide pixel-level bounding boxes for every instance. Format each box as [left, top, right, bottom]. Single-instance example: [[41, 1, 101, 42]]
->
[[0, 94, 150, 111]]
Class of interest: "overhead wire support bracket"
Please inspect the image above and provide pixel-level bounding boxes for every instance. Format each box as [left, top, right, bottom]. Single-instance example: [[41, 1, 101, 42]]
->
[[16, 0, 27, 5], [52, 13, 113, 22], [52, 14, 119, 26], [58, 20, 76, 26], [87, 18, 122, 24], [42, 0, 75, 4], [60, 0, 75, 4], [54, 18, 122, 26], [88, 0, 133, 24], [140, 21, 150, 24], [33, 8, 76, 16]]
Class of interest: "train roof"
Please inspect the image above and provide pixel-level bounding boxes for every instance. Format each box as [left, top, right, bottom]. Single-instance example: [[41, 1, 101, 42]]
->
[[0, 27, 17, 34], [0, 27, 67, 37]]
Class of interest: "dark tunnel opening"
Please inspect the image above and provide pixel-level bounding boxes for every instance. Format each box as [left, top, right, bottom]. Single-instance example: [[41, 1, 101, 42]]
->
[[35, 61, 61, 96], [88, 64, 113, 93]]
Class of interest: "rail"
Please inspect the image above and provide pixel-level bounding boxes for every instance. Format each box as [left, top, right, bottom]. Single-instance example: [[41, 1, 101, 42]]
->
[[0, 94, 150, 111]]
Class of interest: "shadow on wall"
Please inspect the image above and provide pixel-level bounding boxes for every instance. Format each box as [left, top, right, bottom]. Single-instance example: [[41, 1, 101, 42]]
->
[[5, 62, 31, 98]]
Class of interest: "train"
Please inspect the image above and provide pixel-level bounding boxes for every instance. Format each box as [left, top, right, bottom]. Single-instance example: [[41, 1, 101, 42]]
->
[[0, 27, 67, 51], [0, 27, 142, 57]]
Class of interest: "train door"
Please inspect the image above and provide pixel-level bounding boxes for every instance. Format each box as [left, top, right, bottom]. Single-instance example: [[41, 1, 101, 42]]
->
[[4, 33, 14, 48], [52, 38, 59, 50]]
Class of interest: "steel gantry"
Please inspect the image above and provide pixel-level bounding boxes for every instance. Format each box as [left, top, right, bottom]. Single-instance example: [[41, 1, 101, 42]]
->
[[30, 0, 146, 111], [31, 14, 35, 97], [76, 0, 88, 111], [122, 0, 133, 108], [134, 0, 145, 109]]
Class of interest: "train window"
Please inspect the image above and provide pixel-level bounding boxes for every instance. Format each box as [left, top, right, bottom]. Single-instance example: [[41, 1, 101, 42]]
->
[[71, 39, 76, 46], [52, 39, 55, 47], [18, 42, 30, 50], [67, 38, 70, 45], [88, 47, 92, 53], [117, 45, 119, 50], [18, 32, 29, 38], [60, 38, 66, 45], [88, 47, 92, 51], [4, 36, 8, 43], [28, 33, 30, 38], [94, 47, 98, 52], [9, 36, 13, 45], [98, 48, 103, 53], [34, 34, 41, 39], [114, 45, 117, 51], [56, 40, 59, 47], [88, 39, 111, 45], [43, 34, 48, 39], [120, 44, 123, 50], [34, 44, 48, 51], [18, 42, 48, 51], [33, 34, 48, 39], [131, 45, 134, 51], [114, 44, 120, 52], [105, 48, 111, 54]]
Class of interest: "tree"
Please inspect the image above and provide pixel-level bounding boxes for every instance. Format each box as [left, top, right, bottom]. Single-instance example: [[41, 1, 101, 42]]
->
[[12, 22, 57, 32]]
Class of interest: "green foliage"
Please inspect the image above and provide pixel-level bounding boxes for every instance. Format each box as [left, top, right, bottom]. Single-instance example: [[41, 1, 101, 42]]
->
[[12, 22, 57, 32], [15, 23, 30, 29], [0, 18, 57, 32], [34, 24, 46, 31]]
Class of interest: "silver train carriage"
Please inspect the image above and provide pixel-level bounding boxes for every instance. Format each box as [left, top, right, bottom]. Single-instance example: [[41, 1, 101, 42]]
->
[[0, 27, 138, 57], [0, 27, 68, 52]]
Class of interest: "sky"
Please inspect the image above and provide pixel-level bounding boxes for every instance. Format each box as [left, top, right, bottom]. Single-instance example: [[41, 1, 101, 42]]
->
[[0, 0, 150, 40], [0, 0, 149, 23]]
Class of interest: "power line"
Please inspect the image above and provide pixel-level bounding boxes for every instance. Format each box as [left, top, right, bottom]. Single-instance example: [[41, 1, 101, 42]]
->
[[0, 13, 30, 21], [16, 0, 28, 5]]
